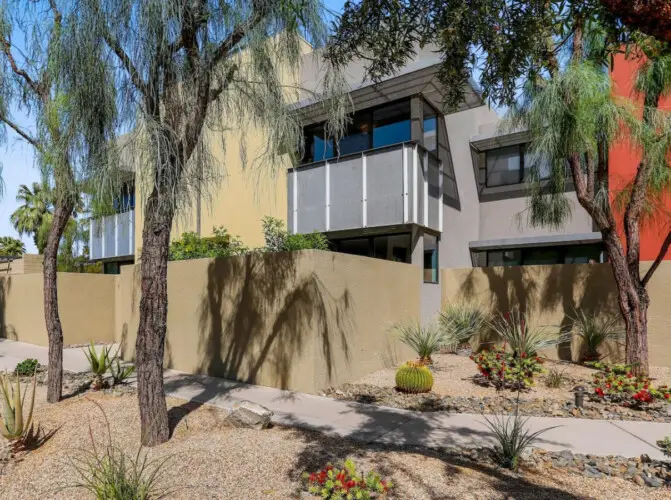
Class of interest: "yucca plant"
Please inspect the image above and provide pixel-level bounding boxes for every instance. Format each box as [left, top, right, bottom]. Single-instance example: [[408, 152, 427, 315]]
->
[[83, 342, 113, 390], [0, 371, 37, 447], [570, 309, 624, 362], [110, 358, 135, 386], [393, 320, 446, 364], [438, 303, 487, 352], [483, 395, 558, 471], [489, 311, 570, 357]]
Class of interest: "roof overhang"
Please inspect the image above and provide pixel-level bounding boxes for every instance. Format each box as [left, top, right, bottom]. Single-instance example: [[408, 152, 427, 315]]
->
[[469, 232, 603, 252]]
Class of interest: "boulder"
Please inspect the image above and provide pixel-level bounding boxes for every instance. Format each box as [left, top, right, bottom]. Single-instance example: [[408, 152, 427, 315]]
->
[[225, 401, 273, 429]]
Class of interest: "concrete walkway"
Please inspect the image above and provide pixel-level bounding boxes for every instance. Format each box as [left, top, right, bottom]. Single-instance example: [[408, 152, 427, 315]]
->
[[2, 339, 670, 459]]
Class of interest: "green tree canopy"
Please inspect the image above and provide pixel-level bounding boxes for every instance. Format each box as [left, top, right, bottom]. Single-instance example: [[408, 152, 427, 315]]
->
[[0, 236, 25, 256]]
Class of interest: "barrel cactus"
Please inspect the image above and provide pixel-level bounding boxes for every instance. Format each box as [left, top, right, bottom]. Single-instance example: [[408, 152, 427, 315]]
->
[[395, 361, 434, 393]]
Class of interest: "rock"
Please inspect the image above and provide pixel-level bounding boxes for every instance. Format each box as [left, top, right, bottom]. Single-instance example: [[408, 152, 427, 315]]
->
[[224, 401, 273, 430], [640, 454, 652, 463], [583, 465, 603, 479], [633, 474, 646, 486], [596, 464, 612, 475], [558, 449, 574, 461], [643, 475, 663, 488], [519, 448, 533, 462], [625, 466, 638, 478], [552, 458, 569, 468]]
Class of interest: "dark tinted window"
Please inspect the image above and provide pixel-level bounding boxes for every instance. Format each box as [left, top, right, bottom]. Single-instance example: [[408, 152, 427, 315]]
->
[[373, 101, 411, 148]]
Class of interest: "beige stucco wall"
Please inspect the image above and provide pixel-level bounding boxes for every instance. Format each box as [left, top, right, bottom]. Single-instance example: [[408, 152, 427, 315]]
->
[[442, 262, 671, 366], [0, 273, 116, 346], [116, 250, 418, 393]]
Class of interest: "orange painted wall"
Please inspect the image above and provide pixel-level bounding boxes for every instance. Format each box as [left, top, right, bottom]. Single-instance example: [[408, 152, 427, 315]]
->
[[609, 53, 671, 261]]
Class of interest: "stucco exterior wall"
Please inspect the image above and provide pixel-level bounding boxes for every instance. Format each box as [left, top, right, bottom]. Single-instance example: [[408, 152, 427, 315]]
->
[[442, 262, 671, 366], [0, 273, 116, 346], [478, 191, 594, 241], [115, 250, 418, 393], [442, 105, 499, 268]]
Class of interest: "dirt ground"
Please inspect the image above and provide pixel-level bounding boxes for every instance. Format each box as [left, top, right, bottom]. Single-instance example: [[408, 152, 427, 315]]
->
[[1, 387, 668, 499], [353, 353, 671, 401]]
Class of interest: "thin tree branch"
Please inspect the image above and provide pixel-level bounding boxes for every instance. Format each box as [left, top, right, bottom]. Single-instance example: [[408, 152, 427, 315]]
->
[[642, 229, 671, 287], [207, 13, 265, 71], [0, 38, 43, 97], [208, 64, 238, 103], [0, 112, 41, 149]]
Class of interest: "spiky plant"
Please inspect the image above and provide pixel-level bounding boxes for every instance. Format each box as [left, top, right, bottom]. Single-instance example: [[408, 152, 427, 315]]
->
[[489, 311, 571, 358], [110, 358, 135, 386], [83, 343, 112, 390], [395, 361, 434, 394], [483, 395, 558, 471], [570, 309, 624, 362], [393, 320, 446, 364], [438, 302, 487, 352], [0, 371, 37, 446]]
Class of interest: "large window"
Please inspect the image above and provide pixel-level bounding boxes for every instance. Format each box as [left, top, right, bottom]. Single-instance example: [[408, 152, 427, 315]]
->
[[113, 181, 135, 212], [302, 99, 415, 164], [485, 144, 551, 187], [333, 233, 411, 263], [423, 102, 437, 152], [483, 243, 604, 267]]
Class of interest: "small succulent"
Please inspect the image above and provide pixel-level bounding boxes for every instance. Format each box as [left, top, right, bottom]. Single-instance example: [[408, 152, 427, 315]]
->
[[395, 361, 434, 393], [0, 371, 36, 444], [83, 342, 112, 390], [110, 358, 135, 386]]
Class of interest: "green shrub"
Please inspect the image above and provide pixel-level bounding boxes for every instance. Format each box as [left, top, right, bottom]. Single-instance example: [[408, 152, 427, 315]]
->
[[169, 226, 247, 261], [393, 320, 446, 364], [590, 365, 670, 407], [110, 358, 135, 386], [471, 346, 544, 390], [395, 361, 434, 393], [83, 343, 113, 390], [14, 358, 39, 376], [262, 216, 329, 252], [569, 309, 624, 361], [544, 367, 565, 388], [483, 397, 558, 471], [303, 458, 392, 499], [489, 311, 570, 357], [438, 302, 487, 351], [658, 436, 671, 457], [0, 371, 37, 443]]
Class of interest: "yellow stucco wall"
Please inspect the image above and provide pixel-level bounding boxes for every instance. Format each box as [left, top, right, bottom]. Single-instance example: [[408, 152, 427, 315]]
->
[[442, 262, 671, 366], [115, 251, 418, 393], [0, 273, 116, 346]]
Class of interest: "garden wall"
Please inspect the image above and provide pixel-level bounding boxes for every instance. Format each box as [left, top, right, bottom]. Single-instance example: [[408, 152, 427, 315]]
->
[[442, 262, 671, 366], [0, 272, 117, 346], [115, 250, 419, 393]]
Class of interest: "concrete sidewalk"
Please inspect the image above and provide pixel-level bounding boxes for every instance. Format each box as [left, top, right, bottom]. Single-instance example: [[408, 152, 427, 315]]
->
[[2, 339, 670, 459], [0, 339, 92, 373], [162, 370, 671, 460]]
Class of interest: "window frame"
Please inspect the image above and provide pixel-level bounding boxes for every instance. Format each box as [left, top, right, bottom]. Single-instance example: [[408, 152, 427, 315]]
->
[[485, 243, 605, 267], [423, 233, 439, 284], [484, 143, 553, 188]]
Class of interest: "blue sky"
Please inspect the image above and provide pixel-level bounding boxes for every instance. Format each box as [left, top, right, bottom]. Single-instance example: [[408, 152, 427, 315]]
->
[[0, 0, 345, 254]]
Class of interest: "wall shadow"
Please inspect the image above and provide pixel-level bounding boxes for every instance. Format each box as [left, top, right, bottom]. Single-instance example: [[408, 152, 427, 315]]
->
[[196, 251, 353, 395], [0, 276, 11, 340], [455, 264, 621, 361]]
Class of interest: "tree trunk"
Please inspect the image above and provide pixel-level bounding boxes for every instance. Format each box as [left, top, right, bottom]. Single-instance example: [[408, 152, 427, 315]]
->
[[601, 231, 650, 375], [136, 191, 172, 447], [44, 200, 75, 403]]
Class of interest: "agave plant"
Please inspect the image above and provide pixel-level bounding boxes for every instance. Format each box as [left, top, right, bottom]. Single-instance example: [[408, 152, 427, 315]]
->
[[0, 371, 37, 445], [393, 320, 446, 364], [438, 302, 487, 352], [83, 342, 113, 390], [489, 311, 571, 357], [110, 358, 135, 386], [570, 309, 624, 362]]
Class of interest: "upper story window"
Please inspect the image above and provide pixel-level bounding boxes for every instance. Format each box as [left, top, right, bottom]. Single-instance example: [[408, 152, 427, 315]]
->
[[485, 144, 551, 187], [423, 102, 437, 152], [302, 99, 413, 164], [113, 181, 135, 212]]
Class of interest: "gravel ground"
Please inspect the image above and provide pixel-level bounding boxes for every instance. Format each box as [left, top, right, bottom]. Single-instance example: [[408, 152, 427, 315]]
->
[[354, 353, 671, 400], [1, 388, 669, 499]]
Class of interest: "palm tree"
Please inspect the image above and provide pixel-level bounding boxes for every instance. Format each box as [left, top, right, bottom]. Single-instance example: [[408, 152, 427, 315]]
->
[[0, 237, 26, 256], [10, 183, 51, 253]]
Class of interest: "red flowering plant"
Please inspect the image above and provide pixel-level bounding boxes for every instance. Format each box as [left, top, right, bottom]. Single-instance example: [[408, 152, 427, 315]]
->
[[302, 459, 392, 499], [590, 363, 671, 408], [470, 345, 544, 390]]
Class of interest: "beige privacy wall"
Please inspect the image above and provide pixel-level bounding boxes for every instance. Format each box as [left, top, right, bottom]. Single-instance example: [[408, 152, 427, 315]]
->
[[115, 250, 418, 393], [442, 262, 671, 366], [0, 273, 116, 346]]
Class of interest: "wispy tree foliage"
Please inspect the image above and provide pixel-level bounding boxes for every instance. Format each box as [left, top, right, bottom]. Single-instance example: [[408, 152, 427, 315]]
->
[[61, 0, 346, 445]]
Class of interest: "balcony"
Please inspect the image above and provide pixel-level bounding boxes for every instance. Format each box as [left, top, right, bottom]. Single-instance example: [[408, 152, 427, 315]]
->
[[90, 210, 135, 261], [288, 141, 443, 235]]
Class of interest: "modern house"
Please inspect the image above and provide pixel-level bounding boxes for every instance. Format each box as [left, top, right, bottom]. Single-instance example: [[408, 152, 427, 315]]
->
[[89, 44, 606, 307]]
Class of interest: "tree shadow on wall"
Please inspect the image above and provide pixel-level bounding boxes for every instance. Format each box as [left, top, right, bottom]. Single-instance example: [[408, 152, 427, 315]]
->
[[196, 251, 353, 394], [458, 264, 620, 360]]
